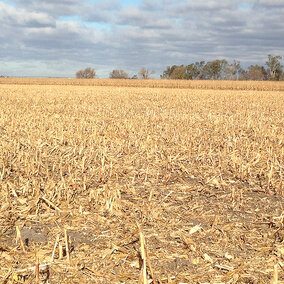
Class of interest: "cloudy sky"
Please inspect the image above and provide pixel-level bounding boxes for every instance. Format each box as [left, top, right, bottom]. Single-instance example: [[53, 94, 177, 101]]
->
[[0, 0, 283, 78]]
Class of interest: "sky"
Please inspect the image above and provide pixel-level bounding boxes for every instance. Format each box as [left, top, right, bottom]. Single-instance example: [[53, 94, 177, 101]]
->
[[0, 0, 283, 78]]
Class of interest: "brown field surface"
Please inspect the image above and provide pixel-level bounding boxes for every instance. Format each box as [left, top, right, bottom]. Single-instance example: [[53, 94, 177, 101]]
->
[[0, 81, 283, 283]]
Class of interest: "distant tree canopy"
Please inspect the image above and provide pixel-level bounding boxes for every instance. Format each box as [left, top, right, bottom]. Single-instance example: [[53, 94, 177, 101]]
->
[[161, 60, 245, 80], [242, 65, 267, 81], [76, 67, 96, 79], [161, 55, 283, 81], [109, 69, 129, 79]]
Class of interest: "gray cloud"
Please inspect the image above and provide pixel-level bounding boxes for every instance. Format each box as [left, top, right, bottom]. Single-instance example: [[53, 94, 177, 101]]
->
[[0, 0, 283, 77], [11, 0, 121, 20], [0, 2, 55, 27], [256, 0, 284, 7], [117, 6, 173, 29], [11, 0, 85, 16]]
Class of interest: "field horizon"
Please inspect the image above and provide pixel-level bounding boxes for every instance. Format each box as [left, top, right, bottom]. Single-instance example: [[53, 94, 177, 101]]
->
[[1, 77, 284, 91]]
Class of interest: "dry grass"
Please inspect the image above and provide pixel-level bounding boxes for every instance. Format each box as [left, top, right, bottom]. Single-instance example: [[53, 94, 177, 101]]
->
[[0, 81, 283, 283]]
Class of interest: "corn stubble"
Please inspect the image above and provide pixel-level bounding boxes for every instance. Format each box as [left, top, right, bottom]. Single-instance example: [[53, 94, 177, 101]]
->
[[0, 81, 283, 283]]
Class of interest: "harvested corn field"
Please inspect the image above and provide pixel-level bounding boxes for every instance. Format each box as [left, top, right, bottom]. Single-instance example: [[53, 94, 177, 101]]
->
[[1, 77, 284, 91], [0, 81, 284, 283]]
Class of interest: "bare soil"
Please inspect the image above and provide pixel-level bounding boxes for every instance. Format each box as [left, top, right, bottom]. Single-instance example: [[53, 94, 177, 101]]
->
[[1, 179, 284, 283]]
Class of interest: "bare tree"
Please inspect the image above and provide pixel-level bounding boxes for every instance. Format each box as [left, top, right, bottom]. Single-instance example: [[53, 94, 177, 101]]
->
[[224, 60, 245, 80], [109, 69, 129, 79], [266, 54, 283, 81], [76, 67, 96, 79], [138, 68, 155, 79]]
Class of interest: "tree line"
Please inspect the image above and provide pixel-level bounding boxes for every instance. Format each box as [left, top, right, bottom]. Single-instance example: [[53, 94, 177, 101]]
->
[[76, 67, 155, 80], [75, 54, 283, 81], [161, 55, 283, 81]]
